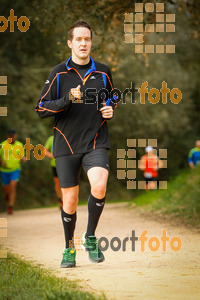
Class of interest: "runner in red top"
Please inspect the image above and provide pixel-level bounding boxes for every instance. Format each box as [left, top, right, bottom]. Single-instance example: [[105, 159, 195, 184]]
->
[[139, 146, 163, 190]]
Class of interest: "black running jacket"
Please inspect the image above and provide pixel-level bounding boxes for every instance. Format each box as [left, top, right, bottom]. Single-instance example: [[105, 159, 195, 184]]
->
[[35, 57, 117, 157]]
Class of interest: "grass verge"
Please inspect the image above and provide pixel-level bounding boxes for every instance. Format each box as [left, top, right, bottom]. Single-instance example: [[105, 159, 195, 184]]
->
[[132, 166, 200, 226], [0, 253, 106, 300]]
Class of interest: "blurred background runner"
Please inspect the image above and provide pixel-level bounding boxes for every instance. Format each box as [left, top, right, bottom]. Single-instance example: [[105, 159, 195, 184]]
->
[[0, 129, 26, 214], [188, 140, 200, 169], [45, 135, 63, 210], [139, 146, 163, 190]]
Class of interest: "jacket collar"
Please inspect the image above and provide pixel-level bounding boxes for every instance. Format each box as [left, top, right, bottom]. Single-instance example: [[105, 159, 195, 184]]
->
[[66, 56, 96, 79]]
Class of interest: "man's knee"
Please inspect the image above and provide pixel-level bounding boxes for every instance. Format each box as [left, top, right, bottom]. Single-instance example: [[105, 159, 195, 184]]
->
[[63, 197, 78, 214], [91, 181, 107, 198], [9, 181, 17, 192], [62, 189, 78, 214]]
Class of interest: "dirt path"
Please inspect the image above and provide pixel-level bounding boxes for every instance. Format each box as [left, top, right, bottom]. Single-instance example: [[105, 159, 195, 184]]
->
[[1, 203, 200, 299]]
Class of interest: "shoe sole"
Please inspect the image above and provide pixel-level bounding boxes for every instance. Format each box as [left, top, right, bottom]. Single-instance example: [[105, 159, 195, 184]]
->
[[81, 244, 90, 252], [81, 244, 97, 252], [60, 263, 76, 268], [89, 256, 105, 264], [82, 245, 105, 263]]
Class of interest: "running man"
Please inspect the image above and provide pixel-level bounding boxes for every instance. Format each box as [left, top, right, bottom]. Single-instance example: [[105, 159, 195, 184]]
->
[[0, 129, 26, 214], [45, 135, 63, 210], [188, 140, 200, 168], [139, 146, 163, 190], [35, 20, 117, 268]]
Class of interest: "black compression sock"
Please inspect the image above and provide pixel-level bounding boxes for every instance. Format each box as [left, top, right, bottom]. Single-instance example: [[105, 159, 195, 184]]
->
[[86, 194, 105, 238], [61, 209, 77, 249]]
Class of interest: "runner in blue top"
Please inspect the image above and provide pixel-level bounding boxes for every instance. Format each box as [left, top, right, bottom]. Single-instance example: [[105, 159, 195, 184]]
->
[[188, 140, 200, 169]]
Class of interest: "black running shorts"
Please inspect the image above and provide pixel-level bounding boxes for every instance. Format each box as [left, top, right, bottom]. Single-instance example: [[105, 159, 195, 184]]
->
[[51, 167, 58, 178], [55, 148, 109, 188]]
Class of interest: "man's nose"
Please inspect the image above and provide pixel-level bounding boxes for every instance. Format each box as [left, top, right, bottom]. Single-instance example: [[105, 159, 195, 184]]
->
[[81, 39, 86, 45]]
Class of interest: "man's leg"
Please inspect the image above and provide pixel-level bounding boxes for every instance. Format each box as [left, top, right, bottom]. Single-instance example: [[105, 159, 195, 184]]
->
[[55, 154, 82, 267], [56, 153, 81, 216], [60, 185, 79, 268], [86, 167, 108, 238], [53, 176, 63, 209], [9, 180, 18, 206], [1, 172, 10, 202], [3, 184, 10, 202], [54, 177, 62, 199], [148, 178, 157, 190], [8, 180, 18, 214], [82, 167, 108, 263], [61, 185, 79, 249]]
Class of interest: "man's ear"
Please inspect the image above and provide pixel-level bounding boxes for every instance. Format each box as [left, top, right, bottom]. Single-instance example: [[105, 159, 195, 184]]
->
[[67, 40, 72, 49]]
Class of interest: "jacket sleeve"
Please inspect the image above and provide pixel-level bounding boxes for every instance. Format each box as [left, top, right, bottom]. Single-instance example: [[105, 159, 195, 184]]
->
[[105, 68, 118, 111], [104, 67, 117, 120], [35, 69, 71, 118]]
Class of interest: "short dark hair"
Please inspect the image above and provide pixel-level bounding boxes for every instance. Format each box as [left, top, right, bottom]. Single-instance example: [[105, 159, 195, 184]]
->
[[68, 20, 92, 41], [8, 129, 16, 135]]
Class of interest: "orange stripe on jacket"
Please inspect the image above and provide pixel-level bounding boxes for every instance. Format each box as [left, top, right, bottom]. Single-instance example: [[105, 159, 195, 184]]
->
[[53, 127, 74, 155], [94, 71, 114, 90], [68, 68, 83, 81], [93, 120, 106, 150], [38, 72, 68, 114]]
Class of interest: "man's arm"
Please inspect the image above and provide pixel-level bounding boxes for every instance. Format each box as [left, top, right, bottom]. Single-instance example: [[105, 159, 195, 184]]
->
[[105, 67, 118, 111], [0, 147, 6, 167], [35, 70, 72, 118], [22, 157, 26, 163], [138, 157, 146, 171], [44, 136, 54, 158], [188, 149, 194, 169], [99, 66, 117, 120], [45, 148, 53, 159], [0, 157, 6, 167], [18, 142, 26, 163], [189, 162, 194, 169]]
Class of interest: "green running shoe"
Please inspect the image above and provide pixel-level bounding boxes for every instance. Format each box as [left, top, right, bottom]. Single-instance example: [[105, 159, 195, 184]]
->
[[60, 248, 76, 268], [82, 233, 105, 263]]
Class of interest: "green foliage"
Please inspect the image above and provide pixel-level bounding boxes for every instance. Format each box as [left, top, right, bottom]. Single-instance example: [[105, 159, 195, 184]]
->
[[132, 166, 200, 225], [0, 253, 106, 300]]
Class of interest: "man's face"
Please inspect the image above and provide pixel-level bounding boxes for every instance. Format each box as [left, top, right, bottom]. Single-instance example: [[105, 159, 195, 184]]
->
[[196, 140, 200, 148], [67, 27, 92, 62], [8, 134, 17, 144]]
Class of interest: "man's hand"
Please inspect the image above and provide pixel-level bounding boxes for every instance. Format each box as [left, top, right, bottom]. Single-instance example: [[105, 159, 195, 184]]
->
[[22, 157, 27, 163], [100, 105, 113, 119], [70, 85, 82, 100], [189, 162, 194, 169], [45, 149, 53, 159], [0, 161, 6, 167]]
